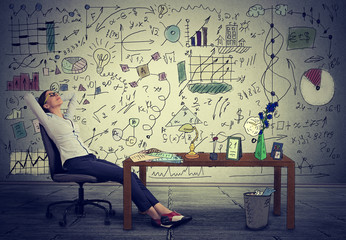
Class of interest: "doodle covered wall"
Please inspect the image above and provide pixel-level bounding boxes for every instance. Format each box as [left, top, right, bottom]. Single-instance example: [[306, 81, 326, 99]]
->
[[0, 0, 345, 184]]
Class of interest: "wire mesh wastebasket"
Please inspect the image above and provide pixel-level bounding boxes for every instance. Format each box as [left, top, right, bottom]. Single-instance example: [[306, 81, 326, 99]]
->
[[243, 192, 272, 230]]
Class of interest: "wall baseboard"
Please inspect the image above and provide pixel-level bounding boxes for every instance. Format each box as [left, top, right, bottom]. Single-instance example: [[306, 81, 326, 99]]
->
[[0, 181, 345, 188]]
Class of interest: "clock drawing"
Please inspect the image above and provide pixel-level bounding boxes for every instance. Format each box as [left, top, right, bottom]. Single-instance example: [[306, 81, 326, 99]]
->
[[244, 116, 262, 137], [300, 68, 334, 106]]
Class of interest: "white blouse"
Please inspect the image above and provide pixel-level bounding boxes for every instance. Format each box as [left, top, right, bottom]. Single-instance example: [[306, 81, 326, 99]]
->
[[24, 92, 91, 165]]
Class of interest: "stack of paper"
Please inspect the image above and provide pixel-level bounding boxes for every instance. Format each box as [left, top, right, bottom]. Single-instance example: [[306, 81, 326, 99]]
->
[[148, 152, 183, 163], [129, 149, 183, 163], [129, 152, 160, 162]]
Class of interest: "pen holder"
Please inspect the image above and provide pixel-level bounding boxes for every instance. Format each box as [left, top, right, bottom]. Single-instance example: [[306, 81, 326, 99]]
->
[[210, 152, 218, 160]]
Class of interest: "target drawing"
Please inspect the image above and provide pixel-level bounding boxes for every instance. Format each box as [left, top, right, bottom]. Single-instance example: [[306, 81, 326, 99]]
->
[[161, 19, 183, 46]]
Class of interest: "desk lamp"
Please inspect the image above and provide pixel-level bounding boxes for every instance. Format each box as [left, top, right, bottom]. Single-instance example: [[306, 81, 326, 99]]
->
[[178, 123, 199, 159]]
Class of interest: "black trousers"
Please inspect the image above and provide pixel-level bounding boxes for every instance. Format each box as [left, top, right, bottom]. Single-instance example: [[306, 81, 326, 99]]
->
[[63, 154, 159, 212]]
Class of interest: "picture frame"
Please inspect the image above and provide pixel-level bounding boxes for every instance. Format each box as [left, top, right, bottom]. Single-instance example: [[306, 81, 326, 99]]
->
[[226, 136, 242, 160], [271, 142, 283, 160]]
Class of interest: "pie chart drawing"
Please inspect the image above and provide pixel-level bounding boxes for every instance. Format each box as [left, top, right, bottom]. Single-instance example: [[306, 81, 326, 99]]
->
[[300, 68, 334, 105], [61, 57, 88, 74]]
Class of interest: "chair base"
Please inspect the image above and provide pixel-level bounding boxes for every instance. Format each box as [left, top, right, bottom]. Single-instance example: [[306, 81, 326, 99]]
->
[[46, 183, 115, 226]]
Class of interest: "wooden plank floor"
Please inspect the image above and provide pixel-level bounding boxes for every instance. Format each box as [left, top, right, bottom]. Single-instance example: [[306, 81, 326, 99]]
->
[[0, 183, 346, 240]]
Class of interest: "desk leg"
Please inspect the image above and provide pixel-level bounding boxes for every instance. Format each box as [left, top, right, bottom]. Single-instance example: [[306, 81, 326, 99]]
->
[[274, 166, 281, 216], [123, 162, 132, 230], [287, 165, 295, 229], [139, 166, 147, 186]]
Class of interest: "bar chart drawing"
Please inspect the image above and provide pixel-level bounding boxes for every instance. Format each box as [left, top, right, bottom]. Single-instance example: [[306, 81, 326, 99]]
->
[[186, 17, 211, 47], [190, 27, 208, 47], [7, 72, 39, 91], [9, 17, 58, 55], [185, 18, 250, 54]]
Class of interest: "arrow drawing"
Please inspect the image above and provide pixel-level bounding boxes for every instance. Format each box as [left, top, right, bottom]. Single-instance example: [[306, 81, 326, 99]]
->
[[8, 54, 44, 70], [63, 29, 79, 41], [287, 58, 297, 95]]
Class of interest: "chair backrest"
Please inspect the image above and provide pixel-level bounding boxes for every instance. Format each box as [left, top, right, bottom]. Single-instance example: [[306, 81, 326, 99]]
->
[[40, 124, 66, 179]]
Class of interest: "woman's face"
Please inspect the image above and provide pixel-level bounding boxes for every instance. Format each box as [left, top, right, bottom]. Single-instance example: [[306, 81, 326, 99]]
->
[[43, 91, 63, 111]]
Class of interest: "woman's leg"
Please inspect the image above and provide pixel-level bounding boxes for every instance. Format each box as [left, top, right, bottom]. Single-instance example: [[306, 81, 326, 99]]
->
[[153, 203, 172, 215], [89, 159, 188, 220], [64, 155, 192, 227], [145, 206, 160, 219], [92, 158, 161, 209], [64, 155, 158, 212]]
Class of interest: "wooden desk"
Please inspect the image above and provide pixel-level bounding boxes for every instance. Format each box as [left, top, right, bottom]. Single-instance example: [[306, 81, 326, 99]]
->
[[123, 152, 295, 230]]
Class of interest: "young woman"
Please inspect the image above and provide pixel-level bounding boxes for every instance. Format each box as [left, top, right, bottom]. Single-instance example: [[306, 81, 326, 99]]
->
[[24, 90, 192, 228]]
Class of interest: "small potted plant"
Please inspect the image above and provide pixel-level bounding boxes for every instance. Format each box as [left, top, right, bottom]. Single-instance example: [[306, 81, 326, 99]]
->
[[255, 102, 279, 160]]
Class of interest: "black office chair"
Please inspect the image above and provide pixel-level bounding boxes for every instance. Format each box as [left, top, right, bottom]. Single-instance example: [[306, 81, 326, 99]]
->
[[40, 124, 115, 226]]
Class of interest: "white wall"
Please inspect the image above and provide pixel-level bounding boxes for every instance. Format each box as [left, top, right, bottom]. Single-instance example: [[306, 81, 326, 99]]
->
[[1, 0, 345, 184]]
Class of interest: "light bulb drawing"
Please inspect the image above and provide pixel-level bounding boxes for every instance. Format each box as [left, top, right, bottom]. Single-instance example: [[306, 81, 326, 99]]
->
[[93, 48, 111, 74], [88, 38, 116, 76]]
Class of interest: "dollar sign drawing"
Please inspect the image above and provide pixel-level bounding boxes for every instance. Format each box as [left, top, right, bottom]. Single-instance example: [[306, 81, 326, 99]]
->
[[235, 108, 244, 124], [132, 8, 137, 16]]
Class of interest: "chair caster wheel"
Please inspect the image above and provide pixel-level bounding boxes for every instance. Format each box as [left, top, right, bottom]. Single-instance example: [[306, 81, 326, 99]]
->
[[59, 221, 66, 227]]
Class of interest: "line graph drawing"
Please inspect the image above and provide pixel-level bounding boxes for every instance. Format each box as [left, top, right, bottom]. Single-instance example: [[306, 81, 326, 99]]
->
[[9, 3, 53, 18], [149, 166, 211, 179], [179, 49, 245, 95], [56, 7, 81, 18], [8, 149, 48, 176]]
